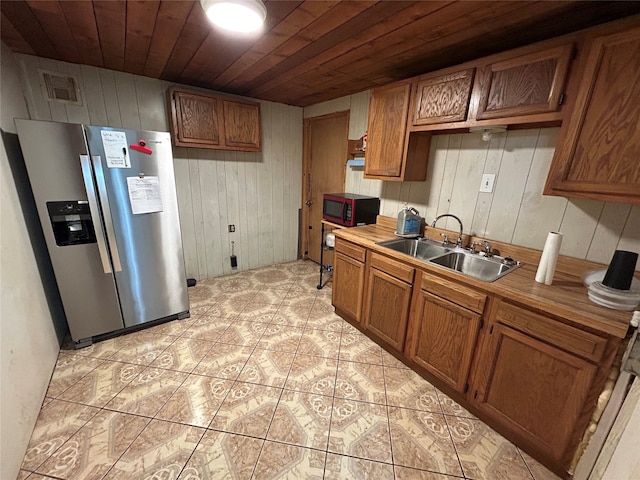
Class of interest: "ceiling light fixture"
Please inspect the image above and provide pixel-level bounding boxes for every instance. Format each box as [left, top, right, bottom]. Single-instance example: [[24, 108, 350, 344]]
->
[[469, 126, 507, 142], [200, 0, 267, 33]]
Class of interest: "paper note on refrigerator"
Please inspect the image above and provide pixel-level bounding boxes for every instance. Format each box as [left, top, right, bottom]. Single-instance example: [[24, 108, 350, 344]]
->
[[126, 176, 163, 214], [101, 130, 131, 168]]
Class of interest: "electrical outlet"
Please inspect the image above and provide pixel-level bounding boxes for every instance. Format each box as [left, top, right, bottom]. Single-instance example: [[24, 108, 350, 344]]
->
[[480, 174, 496, 193], [228, 225, 235, 233]]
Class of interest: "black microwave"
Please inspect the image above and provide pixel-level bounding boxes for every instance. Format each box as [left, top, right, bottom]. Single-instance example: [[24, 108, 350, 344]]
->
[[322, 193, 380, 227]]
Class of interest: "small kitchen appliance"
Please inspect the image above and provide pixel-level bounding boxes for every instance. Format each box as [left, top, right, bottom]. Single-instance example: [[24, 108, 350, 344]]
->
[[396, 205, 421, 237], [322, 193, 380, 227]]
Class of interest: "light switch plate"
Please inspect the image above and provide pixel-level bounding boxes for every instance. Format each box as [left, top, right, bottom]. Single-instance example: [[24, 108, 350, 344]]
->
[[480, 174, 496, 193]]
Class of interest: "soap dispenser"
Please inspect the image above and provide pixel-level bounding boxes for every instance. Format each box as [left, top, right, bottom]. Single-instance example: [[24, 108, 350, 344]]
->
[[395, 204, 421, 237]]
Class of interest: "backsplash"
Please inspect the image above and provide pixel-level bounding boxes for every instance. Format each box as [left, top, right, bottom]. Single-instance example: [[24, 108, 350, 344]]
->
[[305, 93, 640, 271]]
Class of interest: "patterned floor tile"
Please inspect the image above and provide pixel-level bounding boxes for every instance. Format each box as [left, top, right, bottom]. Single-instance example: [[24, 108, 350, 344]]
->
[[35, 410, 149, 479], [338, 339, 383, 365], [267, 390, 332, 450], [388, 406, 462, 476], [385, 367, 442, 413], [107, 333, 173, 366], [205, 298, 247, 318], [16, 471, 31, 480], [329, 398, 392, 464], [217, 321, 266, 347], [447, 416, 533, 480], [284, 284, 314, 302], [237, 303, 280, 323], [519, 449, 562, 480], [285, 354, 338, 396], [394, 466, 463, 479], [58, 360, 144, 408], [233, 287, 290, 305], [156, 375, 233, 428], [22, 474, 59, 479], [436, 390, 476, 419], [325, 453, 395, 479], [382, 349, 410, 369], [45, 354, 103, 398], [210, 382, 282, 438], [298, 328, 341, 359], [21, 400, 100, 471], [271, 302, 313, 327], [189, 304, 213, 317], [188, 285, 218, 307], [214, 276, 256, 294], [150, 337, 215, 373], [178, 430, 263, 480], [103, 419, 205, 479], [250, 266, 296, 288], [181, 317, 232, 343], [336, 361, 387, 404], [70, 337, 124, 360], [237, 348, 295, 387], [105, 367, 187, 417], [252, 441, 326, 480], [147, 318, 195, 337], [192, 343, 253, 380], [256, 324, 304, 353]]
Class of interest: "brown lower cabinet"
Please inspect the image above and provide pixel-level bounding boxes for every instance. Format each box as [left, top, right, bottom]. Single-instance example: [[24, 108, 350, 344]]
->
[[331, 244, 618, 476], [362, 253, 414, 351]]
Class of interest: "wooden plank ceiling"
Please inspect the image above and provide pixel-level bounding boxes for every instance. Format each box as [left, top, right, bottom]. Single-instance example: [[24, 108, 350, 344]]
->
[[2, 0, 640, 107]]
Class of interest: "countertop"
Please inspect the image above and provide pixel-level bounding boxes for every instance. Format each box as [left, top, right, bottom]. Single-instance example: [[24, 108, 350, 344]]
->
[[333, 223, 634, 339]]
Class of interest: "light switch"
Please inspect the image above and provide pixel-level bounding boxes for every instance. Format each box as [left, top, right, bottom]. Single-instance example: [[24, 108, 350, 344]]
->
[[480, 174, 496, 193]]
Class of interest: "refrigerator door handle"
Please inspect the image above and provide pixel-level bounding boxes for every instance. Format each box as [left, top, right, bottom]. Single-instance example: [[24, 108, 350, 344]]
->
[[80, 154, 112, 274], [91, 155, 123, 272]]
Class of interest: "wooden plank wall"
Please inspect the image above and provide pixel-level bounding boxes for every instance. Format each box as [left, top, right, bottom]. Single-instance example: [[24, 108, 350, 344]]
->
[[308, 93, 640, 270], [16, 53, 303, 280]]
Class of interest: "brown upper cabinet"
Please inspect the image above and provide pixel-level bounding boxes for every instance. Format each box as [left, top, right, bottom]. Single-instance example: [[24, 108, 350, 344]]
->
[[544, 24, 640, 203], [473, 45, 573, 120], [168, 86, 261, 152], [412, 68, 475, 125], [364, 80, 430, 181]]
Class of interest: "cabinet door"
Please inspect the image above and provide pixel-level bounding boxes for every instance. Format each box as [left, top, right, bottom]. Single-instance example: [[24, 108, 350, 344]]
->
[[408, 291, 481, 392], [364, 81, 411, 179], [332, 252, 365, 323], [171, 90, 221, 148], [363, 267, 412, 351], [475, 45, 572, 120], [474, 323, 596, 461], [544, 26, 640, 203], [413, 69, 474, 125], [222, 100, 261, 151]]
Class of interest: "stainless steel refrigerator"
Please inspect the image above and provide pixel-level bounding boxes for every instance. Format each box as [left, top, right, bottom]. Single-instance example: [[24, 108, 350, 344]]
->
[[16, 119, 190, 347]]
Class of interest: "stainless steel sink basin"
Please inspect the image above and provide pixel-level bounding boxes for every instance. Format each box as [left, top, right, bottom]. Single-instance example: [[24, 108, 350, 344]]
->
[[376, 238, 450, 261], [429, 251, 521, 282]]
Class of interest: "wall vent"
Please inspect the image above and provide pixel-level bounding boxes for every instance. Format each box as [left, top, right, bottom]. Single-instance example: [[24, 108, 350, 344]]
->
[[38, 69, 83, 105]]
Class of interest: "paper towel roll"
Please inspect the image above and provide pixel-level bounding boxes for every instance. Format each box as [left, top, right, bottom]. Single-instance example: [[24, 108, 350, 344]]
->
[[325, 233, 335, 248], [535, 232, 563, 285]]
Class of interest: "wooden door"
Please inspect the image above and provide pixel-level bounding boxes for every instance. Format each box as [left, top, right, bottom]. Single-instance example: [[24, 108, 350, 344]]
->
[[473, 322, 597, 461], [302, 111, 348, 263], [544, 26, 640, 203], [332, 251, 365, 323], [363, 267, 412, 351], [408, 291, 482, 392], [475, 44, 572, 120], [412, 69, 475, 125]]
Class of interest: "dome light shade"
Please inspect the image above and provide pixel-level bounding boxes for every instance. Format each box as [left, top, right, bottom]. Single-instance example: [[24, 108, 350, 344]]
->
[[200, 0, 267, 33]]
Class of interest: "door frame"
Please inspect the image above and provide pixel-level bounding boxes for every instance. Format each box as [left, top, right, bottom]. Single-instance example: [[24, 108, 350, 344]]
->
[[301, 110, 349, 260]]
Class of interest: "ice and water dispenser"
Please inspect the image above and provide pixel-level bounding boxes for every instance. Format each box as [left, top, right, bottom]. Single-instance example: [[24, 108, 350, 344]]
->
[[46, 201, 97, 246]]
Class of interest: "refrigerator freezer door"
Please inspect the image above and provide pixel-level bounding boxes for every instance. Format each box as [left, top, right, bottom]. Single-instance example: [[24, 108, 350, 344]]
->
[[85, 127, 189, 327], [14, 119, 125, 341]]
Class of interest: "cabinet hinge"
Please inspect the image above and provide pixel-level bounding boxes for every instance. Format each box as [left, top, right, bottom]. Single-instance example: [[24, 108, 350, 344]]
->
[[479, 319, 484, 329], [474, 390, 478, 399], [559, 93, 566, 106], [304, 250, 308, 255], [308, 225, 313, 230], [464, 383, 469, 393], [489, 325, 494, 334]]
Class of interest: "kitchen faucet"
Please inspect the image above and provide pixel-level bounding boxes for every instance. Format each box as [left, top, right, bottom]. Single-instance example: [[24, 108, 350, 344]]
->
[[431, 214, 464, 247]]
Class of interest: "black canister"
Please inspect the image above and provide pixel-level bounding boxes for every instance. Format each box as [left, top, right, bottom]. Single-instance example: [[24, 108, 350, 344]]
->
[[602, 250, 639, 290]]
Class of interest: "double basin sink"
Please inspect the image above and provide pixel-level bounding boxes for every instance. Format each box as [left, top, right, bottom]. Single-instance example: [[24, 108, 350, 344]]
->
[[376, 237, 521, 282]]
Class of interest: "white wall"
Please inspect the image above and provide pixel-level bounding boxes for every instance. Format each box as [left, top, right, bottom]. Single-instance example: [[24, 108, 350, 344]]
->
[[309, 93, 640, 269], [0, 43, 61, 480], [16, 53, 303, 280]]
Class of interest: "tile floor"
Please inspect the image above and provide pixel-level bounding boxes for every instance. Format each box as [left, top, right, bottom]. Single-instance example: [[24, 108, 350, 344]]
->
[[17, 260, 561, 480]]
